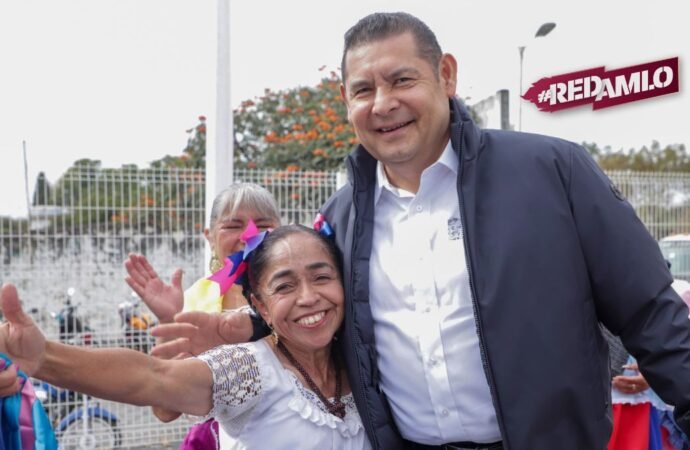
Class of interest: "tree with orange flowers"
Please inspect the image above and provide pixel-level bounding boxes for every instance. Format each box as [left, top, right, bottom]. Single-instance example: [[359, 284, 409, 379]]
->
[[233, 69, 356, 171]]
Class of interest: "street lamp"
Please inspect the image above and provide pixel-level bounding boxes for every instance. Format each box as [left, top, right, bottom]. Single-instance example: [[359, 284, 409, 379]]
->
[[518, 22, 556, 131]]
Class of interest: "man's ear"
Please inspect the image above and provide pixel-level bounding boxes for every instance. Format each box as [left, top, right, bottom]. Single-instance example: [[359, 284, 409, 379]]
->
[[251, 293, 270, 326], [439, 53, 458, 96], [340, 84, 353, 123]]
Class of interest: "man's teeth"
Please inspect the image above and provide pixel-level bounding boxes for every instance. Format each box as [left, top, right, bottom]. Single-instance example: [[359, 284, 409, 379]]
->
[[297, 312, 325, 325], [380, 122, 408, 132]]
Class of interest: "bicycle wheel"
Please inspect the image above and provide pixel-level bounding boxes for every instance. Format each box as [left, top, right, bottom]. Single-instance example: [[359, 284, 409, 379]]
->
[[59, 416, 122, 450]]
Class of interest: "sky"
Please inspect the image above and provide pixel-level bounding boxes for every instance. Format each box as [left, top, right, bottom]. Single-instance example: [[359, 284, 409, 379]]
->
[[1, 0, 688, 217]]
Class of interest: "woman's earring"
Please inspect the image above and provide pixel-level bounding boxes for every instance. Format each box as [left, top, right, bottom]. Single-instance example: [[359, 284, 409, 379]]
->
[[209, 254, 222, 272], [268, 323, 279, 345]]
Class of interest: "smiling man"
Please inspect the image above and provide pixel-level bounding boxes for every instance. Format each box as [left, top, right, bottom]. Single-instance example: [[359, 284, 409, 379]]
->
[[316, 11, 690, 450], [131, 11, 690, 450]]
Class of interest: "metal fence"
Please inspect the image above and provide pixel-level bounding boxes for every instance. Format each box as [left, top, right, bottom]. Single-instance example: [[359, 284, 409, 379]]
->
[[608, 170, 690, 239], [0, 166, 688, 448], [0, 166, 340, 449]]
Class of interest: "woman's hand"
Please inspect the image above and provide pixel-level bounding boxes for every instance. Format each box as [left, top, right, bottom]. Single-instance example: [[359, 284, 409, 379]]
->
[[0, 284, 47, 395], [125, 253, 184, 324], [150, 308, 254, 358], [612, 364, 650, 395]]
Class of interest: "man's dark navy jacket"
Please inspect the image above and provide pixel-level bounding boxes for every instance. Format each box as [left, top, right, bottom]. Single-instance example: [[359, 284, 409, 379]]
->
[[320, 97, 690, 450]]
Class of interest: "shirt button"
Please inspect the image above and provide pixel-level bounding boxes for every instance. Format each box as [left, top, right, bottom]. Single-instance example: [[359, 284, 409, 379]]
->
[[440, 409, 449, 417], [415, 205, 423, 212], [424, 305, 431, 313], [428, 357, 437, 367]]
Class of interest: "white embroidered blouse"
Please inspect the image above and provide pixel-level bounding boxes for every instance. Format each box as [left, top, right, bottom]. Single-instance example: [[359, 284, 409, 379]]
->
[[197, 339, 372, 450]]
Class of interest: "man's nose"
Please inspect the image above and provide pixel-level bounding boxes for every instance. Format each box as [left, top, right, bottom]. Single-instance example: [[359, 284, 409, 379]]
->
[[372, 87, 399, 116]]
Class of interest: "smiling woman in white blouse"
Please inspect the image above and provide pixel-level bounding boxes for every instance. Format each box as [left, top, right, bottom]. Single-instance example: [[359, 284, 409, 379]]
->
[[0, 224, 371, 450]]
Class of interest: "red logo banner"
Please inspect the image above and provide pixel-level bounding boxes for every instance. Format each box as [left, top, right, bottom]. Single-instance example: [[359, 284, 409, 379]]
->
[[522, 57, 679, 112]]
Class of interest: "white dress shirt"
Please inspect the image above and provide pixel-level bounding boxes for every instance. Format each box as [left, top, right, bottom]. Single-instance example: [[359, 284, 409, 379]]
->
[[369, 141, 501, 444]]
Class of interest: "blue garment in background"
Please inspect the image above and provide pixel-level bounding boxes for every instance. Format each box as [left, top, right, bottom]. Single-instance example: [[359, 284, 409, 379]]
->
[[0, 354, 57, 450]]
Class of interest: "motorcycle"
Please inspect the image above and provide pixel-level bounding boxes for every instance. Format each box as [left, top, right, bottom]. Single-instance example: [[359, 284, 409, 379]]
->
[[51, 287, 93, 345], [118, 293, 156, 353], [33, 380, 121, 449]]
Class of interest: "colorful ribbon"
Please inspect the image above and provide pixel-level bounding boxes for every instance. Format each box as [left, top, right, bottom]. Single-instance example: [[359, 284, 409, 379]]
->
[[183, 220, 269, 313], [183, 217, 335, 313]]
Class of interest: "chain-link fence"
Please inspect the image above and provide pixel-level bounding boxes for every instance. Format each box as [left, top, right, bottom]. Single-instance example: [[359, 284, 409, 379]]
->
[[0, 166, 688, 448]]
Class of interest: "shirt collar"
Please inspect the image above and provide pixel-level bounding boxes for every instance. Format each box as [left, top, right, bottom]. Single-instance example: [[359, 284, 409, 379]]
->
[[374, 140, 457, 204]]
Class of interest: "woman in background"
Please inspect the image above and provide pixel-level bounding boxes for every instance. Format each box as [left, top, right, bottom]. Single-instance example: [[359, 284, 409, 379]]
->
[[124, 182, 281, 449]]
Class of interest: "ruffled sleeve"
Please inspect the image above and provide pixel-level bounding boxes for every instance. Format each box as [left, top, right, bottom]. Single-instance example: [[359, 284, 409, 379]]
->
[[197, 343, 263, 423]]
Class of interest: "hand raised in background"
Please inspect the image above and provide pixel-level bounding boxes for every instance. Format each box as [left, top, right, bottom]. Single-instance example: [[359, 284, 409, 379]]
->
[[125, 253, 184, 324]]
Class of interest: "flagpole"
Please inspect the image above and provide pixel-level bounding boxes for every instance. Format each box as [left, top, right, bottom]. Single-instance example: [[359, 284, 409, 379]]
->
[[205, 0, 233, 273]]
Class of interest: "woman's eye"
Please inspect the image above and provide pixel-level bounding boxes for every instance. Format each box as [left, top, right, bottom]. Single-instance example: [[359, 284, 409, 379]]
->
[[274, 284, 293, 293]]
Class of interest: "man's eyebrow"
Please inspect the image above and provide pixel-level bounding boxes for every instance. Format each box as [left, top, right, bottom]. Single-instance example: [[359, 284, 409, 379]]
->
[[347, 67, 421, 93], [347, 79, 370, 93], [387, 67, 421, 80]]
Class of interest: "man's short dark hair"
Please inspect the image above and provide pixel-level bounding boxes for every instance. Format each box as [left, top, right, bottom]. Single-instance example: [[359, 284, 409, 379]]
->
[[340, 12, 443, 82]]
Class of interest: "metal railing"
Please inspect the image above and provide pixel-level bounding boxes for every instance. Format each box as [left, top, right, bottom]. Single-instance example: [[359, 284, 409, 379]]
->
[[608, 170, 690, 240], [0, 166, 687, 448], [0, 166, 340, 448]]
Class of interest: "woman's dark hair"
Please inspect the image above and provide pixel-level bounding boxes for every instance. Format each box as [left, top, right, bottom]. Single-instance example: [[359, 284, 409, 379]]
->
[[244, 224, 342, 300]]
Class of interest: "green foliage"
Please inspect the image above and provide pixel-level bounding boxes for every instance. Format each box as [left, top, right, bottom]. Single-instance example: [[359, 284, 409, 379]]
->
[[584, 141, 690, 172]]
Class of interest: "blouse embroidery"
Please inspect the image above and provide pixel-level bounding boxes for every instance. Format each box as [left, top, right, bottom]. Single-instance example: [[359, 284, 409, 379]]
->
[[198, 344, 262, 422]]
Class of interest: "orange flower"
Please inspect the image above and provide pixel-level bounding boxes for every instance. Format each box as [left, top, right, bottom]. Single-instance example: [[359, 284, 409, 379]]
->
[[291, 193, 300, 200], [286, 164, 300, 172], [247, 161, 257, 169], [312, 148, 326, 157]]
